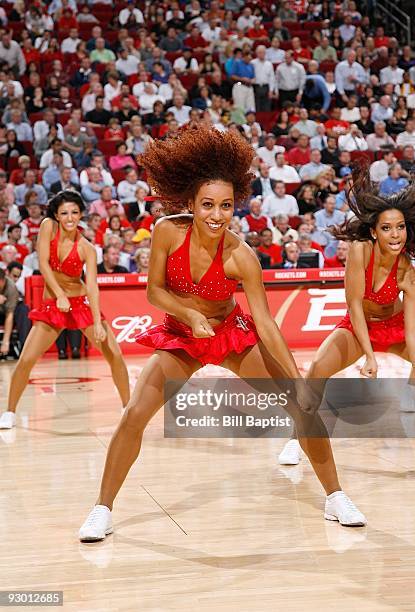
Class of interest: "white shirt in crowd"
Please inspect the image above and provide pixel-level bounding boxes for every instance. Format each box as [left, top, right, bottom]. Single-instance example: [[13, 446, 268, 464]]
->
[[118, 7, 144, 25], [338, 132, 368, 151], [79, 168, 114, 187], [256, 144, 285, 167], [269, 164, 301, 183], [33, 119, 64, 141], [117, 179, 149, 203], [40, 148, 73, 169], [173, 57, 199, 73], [262, 193, 299, 217], [167, 104, 192, 126], [251, 57, 275, 91], [61, 36, 81, 54], [115, 55, 141, 77]]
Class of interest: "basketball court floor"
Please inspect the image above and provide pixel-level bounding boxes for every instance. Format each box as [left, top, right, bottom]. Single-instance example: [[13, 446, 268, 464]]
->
[[0, 351, 414, 611]]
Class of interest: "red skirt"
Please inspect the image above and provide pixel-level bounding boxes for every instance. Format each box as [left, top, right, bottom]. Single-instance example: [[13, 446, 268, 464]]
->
[[135, 303, 259, 365], [335, 310, 405, 351], [29, 295, 102, 330]]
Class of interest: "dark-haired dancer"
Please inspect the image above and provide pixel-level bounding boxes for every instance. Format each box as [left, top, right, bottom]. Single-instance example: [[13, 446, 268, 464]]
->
[[279, 169, 415, 466], [79, 128, 365, 542], [0, 191, 130, 429]]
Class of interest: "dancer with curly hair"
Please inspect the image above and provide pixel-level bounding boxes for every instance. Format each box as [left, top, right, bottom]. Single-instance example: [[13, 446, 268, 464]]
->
[[79, 128, 365, 542], [0, 190, 130, 430], [278, 166, 415, 466]]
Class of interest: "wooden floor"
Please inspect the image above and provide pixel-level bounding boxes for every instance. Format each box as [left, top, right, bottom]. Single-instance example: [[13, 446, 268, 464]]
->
[[0, 351, 414, 611]]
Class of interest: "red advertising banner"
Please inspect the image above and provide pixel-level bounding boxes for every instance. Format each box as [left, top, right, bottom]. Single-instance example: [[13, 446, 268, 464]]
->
[[25, 271, 347, 354]]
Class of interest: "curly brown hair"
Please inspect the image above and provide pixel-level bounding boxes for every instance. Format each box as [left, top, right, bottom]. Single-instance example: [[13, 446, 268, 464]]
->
[[333, 163, 415, 257], [138, 126, 255, 214]]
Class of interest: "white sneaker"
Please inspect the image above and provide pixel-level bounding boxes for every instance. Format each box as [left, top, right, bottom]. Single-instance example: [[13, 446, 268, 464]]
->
[[278, 439, 302, 465], [324, 491, 367, 526], [0, 411, 16, 429], [79, 505, 113, 542]]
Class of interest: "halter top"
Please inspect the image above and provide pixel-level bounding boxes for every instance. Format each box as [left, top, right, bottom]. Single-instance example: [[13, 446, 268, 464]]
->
[[166, 224, 238, 301], [49, 226, 83, 278], [364, 246, 400, 305]]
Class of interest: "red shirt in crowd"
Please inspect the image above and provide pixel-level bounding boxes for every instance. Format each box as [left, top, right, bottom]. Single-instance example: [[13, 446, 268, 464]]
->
[[183, 35, 209, 49], [324, 118, 350, 136], [22, 218, 42, 240], [286, 146, 311, 166], [243, 214, 269, 234], [324, 255, 346, 268], [0, 242, 29, 262], [258, 244, 283, 266]]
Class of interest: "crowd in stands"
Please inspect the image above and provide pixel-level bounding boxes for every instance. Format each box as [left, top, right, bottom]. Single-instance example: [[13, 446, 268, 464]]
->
[[0, 0, 414, 356]]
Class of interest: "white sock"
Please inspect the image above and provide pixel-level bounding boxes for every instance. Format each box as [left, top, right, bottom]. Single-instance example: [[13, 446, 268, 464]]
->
[[327, 490, 343, 499]]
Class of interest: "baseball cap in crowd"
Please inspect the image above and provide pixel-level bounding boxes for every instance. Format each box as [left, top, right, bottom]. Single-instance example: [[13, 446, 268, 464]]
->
[[132, 228, 151, 243], [340, 167, 352, 177]]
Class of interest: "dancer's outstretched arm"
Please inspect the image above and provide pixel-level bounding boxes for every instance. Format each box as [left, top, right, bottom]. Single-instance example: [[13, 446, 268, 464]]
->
[[402, 265, 415, 378]]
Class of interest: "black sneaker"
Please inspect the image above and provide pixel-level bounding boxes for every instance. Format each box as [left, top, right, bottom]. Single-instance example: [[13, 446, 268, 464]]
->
[[71, 348, 81, 359], [58, 350, 68, 360]]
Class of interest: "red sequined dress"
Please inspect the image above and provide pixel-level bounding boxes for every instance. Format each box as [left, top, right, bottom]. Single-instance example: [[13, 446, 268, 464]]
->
[[29, 226, 103, 330], [336, 246, 405, 351], [135, 224, 259, 365]]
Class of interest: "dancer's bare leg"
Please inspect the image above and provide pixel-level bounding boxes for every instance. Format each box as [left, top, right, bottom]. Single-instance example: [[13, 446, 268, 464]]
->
[[96, 349, 201, 510], [286, 329, 365, 445], [7, 322, 60, 413], [222, 338, 363, 495], [83, 321, 130, 407]]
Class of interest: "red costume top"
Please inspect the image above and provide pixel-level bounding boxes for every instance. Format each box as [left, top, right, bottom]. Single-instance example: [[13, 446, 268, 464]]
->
[[49, 226, 83, 277], [364, 247, 400, 305], [166, 224, 238, 301]]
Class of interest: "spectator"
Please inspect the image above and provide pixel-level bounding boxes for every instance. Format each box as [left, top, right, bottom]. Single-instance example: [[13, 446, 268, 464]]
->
[[229, 50, 255, 113], [6, 109, 33, 142], [293, 108, 318, 138], [298, 233, 324, 268], [396, 119, 415, 149], [371, 95, 394, 124], [380, 55, 404, 86], [0, 267, 18, 357], [240, 198, 273, 234], [97, 245, 129, 274], [0, 226, 29, 262], [167, 93, 192, 126], [338, 124, 368, 152], [134, 247, 151, 274], [286, 134, 311, 168], [399, 145, 415, 174], [262, 181, 299, 217], [366, 121, 395, 151], [5, 261, 31, 345], [268, 17, 290, 42], [50, 167, 80, 194], [118, 2, 144, 27], [39, 138, 72, 169], [109, 142, 137, 171], [355, 105, 375, 135], [251, 163, 276, 198], [324, 240, 349, 268], [324, 106, 350, 137], [313, 36, 337, 63], [90, 37, 116, 64], [314, 195, 345, 231], [90, 186, 125, 219], [244, 231, 271, 269], [265, 38, 285, 64], [61, 28, 81, 54], [257, 228, 282, 266], [275, 51, 306, 106], [334, 50, 366, 104], [379, 164, 409, 196], [173, 48, 199, 74], [278, 241, 312, 269], [0, 31, 26, 77], [269, 152, 301, 183], [21, 202, 44, 241], [370, 150, 396, 183], [251, 45, 274, 113], [257, 134, 285, 168], [14, 170, 47, 207], [299, 149, 329, 181]]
